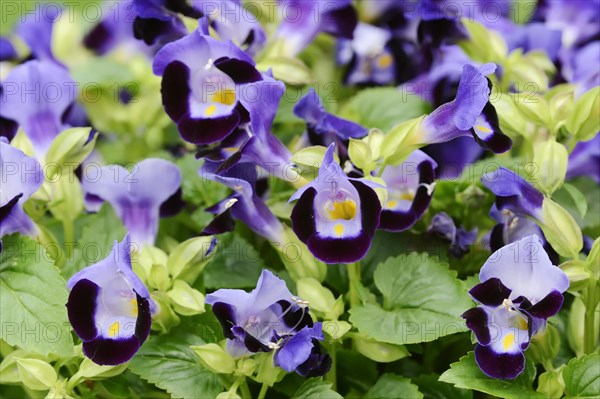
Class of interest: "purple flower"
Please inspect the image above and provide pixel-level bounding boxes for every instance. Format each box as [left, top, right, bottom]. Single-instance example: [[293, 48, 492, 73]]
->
[[567, 134, 600, 184], [416, 63, 512, 153], [200, 161, 284, 242], [289, 144, 381, 263], [427, 212, 477, 258], [481, 167, 544, 221], [205, 269, 313, 357], [275, 0, 358, 56], [132, 0, 198, 45], [153, 18, 272, 145], [81, 159, 181, 246], [273, 323, 331, 377], [0, 138, 43, 239], [15, 5, 62, 64], [423, 137, 484, 180], [294, 88, 367, 158], [379, 150, 437, 232], [66, 235, 156, 365], [0, 37, 17, 62], [462, 235, 569, 379], [0, 60, 77, 159]]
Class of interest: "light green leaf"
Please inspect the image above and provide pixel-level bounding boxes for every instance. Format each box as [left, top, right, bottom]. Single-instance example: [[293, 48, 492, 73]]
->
[[291, 378, 342, 399], [413, 373, 472, 399], [561, 183, 588, 218], [0, 235, 74, 356], [340, 88, 430, 132], [364, 374, 423, 399], [439, 352, 546, 399], [128, 330, 222, 399], [349, 254, 471, 345], [562, 353, 600, 398]]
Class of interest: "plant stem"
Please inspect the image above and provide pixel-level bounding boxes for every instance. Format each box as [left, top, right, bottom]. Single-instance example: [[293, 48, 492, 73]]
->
[[325, 342, 337, 391], [239, 379, 252, 399], [348, 262, 361, 308], [583, 283, 598, 354], [257, 383, 269, 399], [63, 219, 75, 261]]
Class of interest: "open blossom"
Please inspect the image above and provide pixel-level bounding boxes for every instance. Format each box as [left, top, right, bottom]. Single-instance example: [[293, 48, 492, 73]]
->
[[82, 158, 181, 246], [289, 144, 381, 263], [66, 235, 157, 365], [0, 138, 43, 241], [206, 269, 331, 376], [379, 150, 437, 232], [462, 235, 569, 379]]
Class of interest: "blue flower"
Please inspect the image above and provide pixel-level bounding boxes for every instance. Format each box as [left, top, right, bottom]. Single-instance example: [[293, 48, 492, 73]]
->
[[567, 134, 600, 184], [132, 0, 196, 45], [0, 138, 43, 240], [289, 144, 381, 263], [462, 235, 569, 379], [379, 150, 437, 232], [66, 235, 157, 365], [273, 323, 331, 377], [427, 212, 477, 258], [82, 159, 181, 246]]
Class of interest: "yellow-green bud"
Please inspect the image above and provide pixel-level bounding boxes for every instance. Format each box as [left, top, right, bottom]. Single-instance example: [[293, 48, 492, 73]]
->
[[540, 199, 583, 258], [235, 358, 258, 377], [255, 352, 285, 386], [150, 292, 180, 333], [533, 139, 568, 195], [48, 174, 83, 223], [348, 138, 374, 173], [528, 324, 560, 365], [136, 246, 169, 283], [191, 343, 236, 374], [566, 86, 600, 141], [77, 357, 129, 380], [296, 278, 335, 314], [256, 56, 312, 85], [353, 335, 410, 363], [537, 369, 565, 398], [167, 280, 205, 316], [271, 226, 327, 282], [167, 236, 216, 284], [560, 260, 591, 292], [148, 262, 171, 292], [45, 128, 97, 169], [15, 358, 57, 391]]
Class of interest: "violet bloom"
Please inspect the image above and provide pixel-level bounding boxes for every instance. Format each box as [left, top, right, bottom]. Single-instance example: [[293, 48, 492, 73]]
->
[[462, 235, 569, 379], [66, 235, 156, 365], [0, 138, 43, 240], [153, 18, 272, 144], [205, 268, 331, 376], [567, 134, 600, 183], [294, 88, 367, 158], [200, 161, 284, 242], [15, 5, 62, 64], [82, 159, 181, 246], [289, 144, 381, 263], [428, 212, 477, 258], [0, 60, 77, 159], [0, 37, 17, 62], [414, 63, 512, 154], [379, 150, 437, 232], [132, 0, 198, 45], [275, 0, 358, 56]]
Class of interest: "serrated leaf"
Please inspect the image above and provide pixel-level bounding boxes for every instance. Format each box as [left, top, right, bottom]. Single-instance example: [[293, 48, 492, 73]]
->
[[562, 353, 600, 398], [364, 374, 423, 399], [413, 373, 472, 399], [0, 235, 74, 356], [128, 330, 222, 399], [291, 378, 342, 399], [349, 254, 471, 345], [204, 234, 263, 289], [439, 352, 545, 399], [340, 88, 430, 132]]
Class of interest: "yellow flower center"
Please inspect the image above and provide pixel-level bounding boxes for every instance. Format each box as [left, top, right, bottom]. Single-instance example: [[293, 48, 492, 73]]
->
[[502, 332, 515, 351], [109, 322, 120, 338], [475, 125, 491, 133], [211, 89, 236, 106], [328, 200, 357, 220], [377, 53, 393, 68]]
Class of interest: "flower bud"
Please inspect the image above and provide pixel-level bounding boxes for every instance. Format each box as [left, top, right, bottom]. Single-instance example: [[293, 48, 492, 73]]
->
[[191, 343, 236, 374], [533, 139, 568, 195], [235, 358, 258, 377], [560, 260, 591, 292], [48, 174, 83, 223], [537, 369, 565, 398], [548, 88, 574, 124], [271, 226, 327, 282], [353, 335, 410, 363], [45, 128, 97, 169], [540, 199, 583, 257], [296, 278, 335, 315], [364, 128, 385, 160], [255, 352, 285, 386], [77, 357, 129, 379], [15, 358, 57, 391], [150, 292, 180, 333], [167, 236, 217, 284], [348, 138, 374, 173], [148, 262, 171, 292], [528, 324, 560, 365], [167, 280, 205, 316], [566, 86, 600, 141], [135, 246, 169, 283]]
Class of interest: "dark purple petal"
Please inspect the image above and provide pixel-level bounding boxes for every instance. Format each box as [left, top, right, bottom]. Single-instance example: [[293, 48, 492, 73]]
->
[[307, 231, 371, 264], [231, 326, 270, 353], [159, 188, 185, 217], [469, 278, 512, 307], [276, 300, 313, 332], [489, 223, 506, 252], [214, 57, 262, 84], [161, 61, 191, 122], [290, 187, 317, 243], [178, 112, 241, 144], [462, 307, 491, 345], [322, 4, 358, 39], [525, 290, 564, 320], [83, 336, 141, 366], [274, 324, 325, 372], [295, 341, 332, 377], [474, 344, 525, 379], [202, 208, 236, 236], [212, 302, 237, 339], [423, 137, 484, 180], [134, 293, 152, 344], [351, 180, 381, 237], [66, 279, 100, 342], [0, 116, 18, 142], [481, 167, 544, 219], [470, 102, 512, 154]]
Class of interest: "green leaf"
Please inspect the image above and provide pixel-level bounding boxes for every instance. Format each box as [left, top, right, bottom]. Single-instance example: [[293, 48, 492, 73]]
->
[[128, 330, 222, 399], [364, 374, 423, 399], [561, 183, 588, 218], [349, 254, 471, 345], [204, 234, 264, 289], [291, 378, 342, 399], [340, 88, 430, 132], [562, 353, 600, 398], [412, 373, 472, 399], [439, 352, 545, 399], [0, 235, 74, 356]]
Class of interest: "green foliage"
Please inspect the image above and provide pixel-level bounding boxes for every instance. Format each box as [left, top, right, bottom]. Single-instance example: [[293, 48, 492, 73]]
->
[[349, 254, 471, 345], [364, 374, 423, 399], [562, 353, 600, 398], [439, 352, 546, 398], [291, 379, 343, 399], [0, 235, 74, 356]]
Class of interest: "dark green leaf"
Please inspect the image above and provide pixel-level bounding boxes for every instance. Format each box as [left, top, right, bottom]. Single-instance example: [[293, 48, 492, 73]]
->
[[562, 353, 600, 398], [291, 378, 342, 399], [204, 234, 264, 289], [364, 374, 423, 399]]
